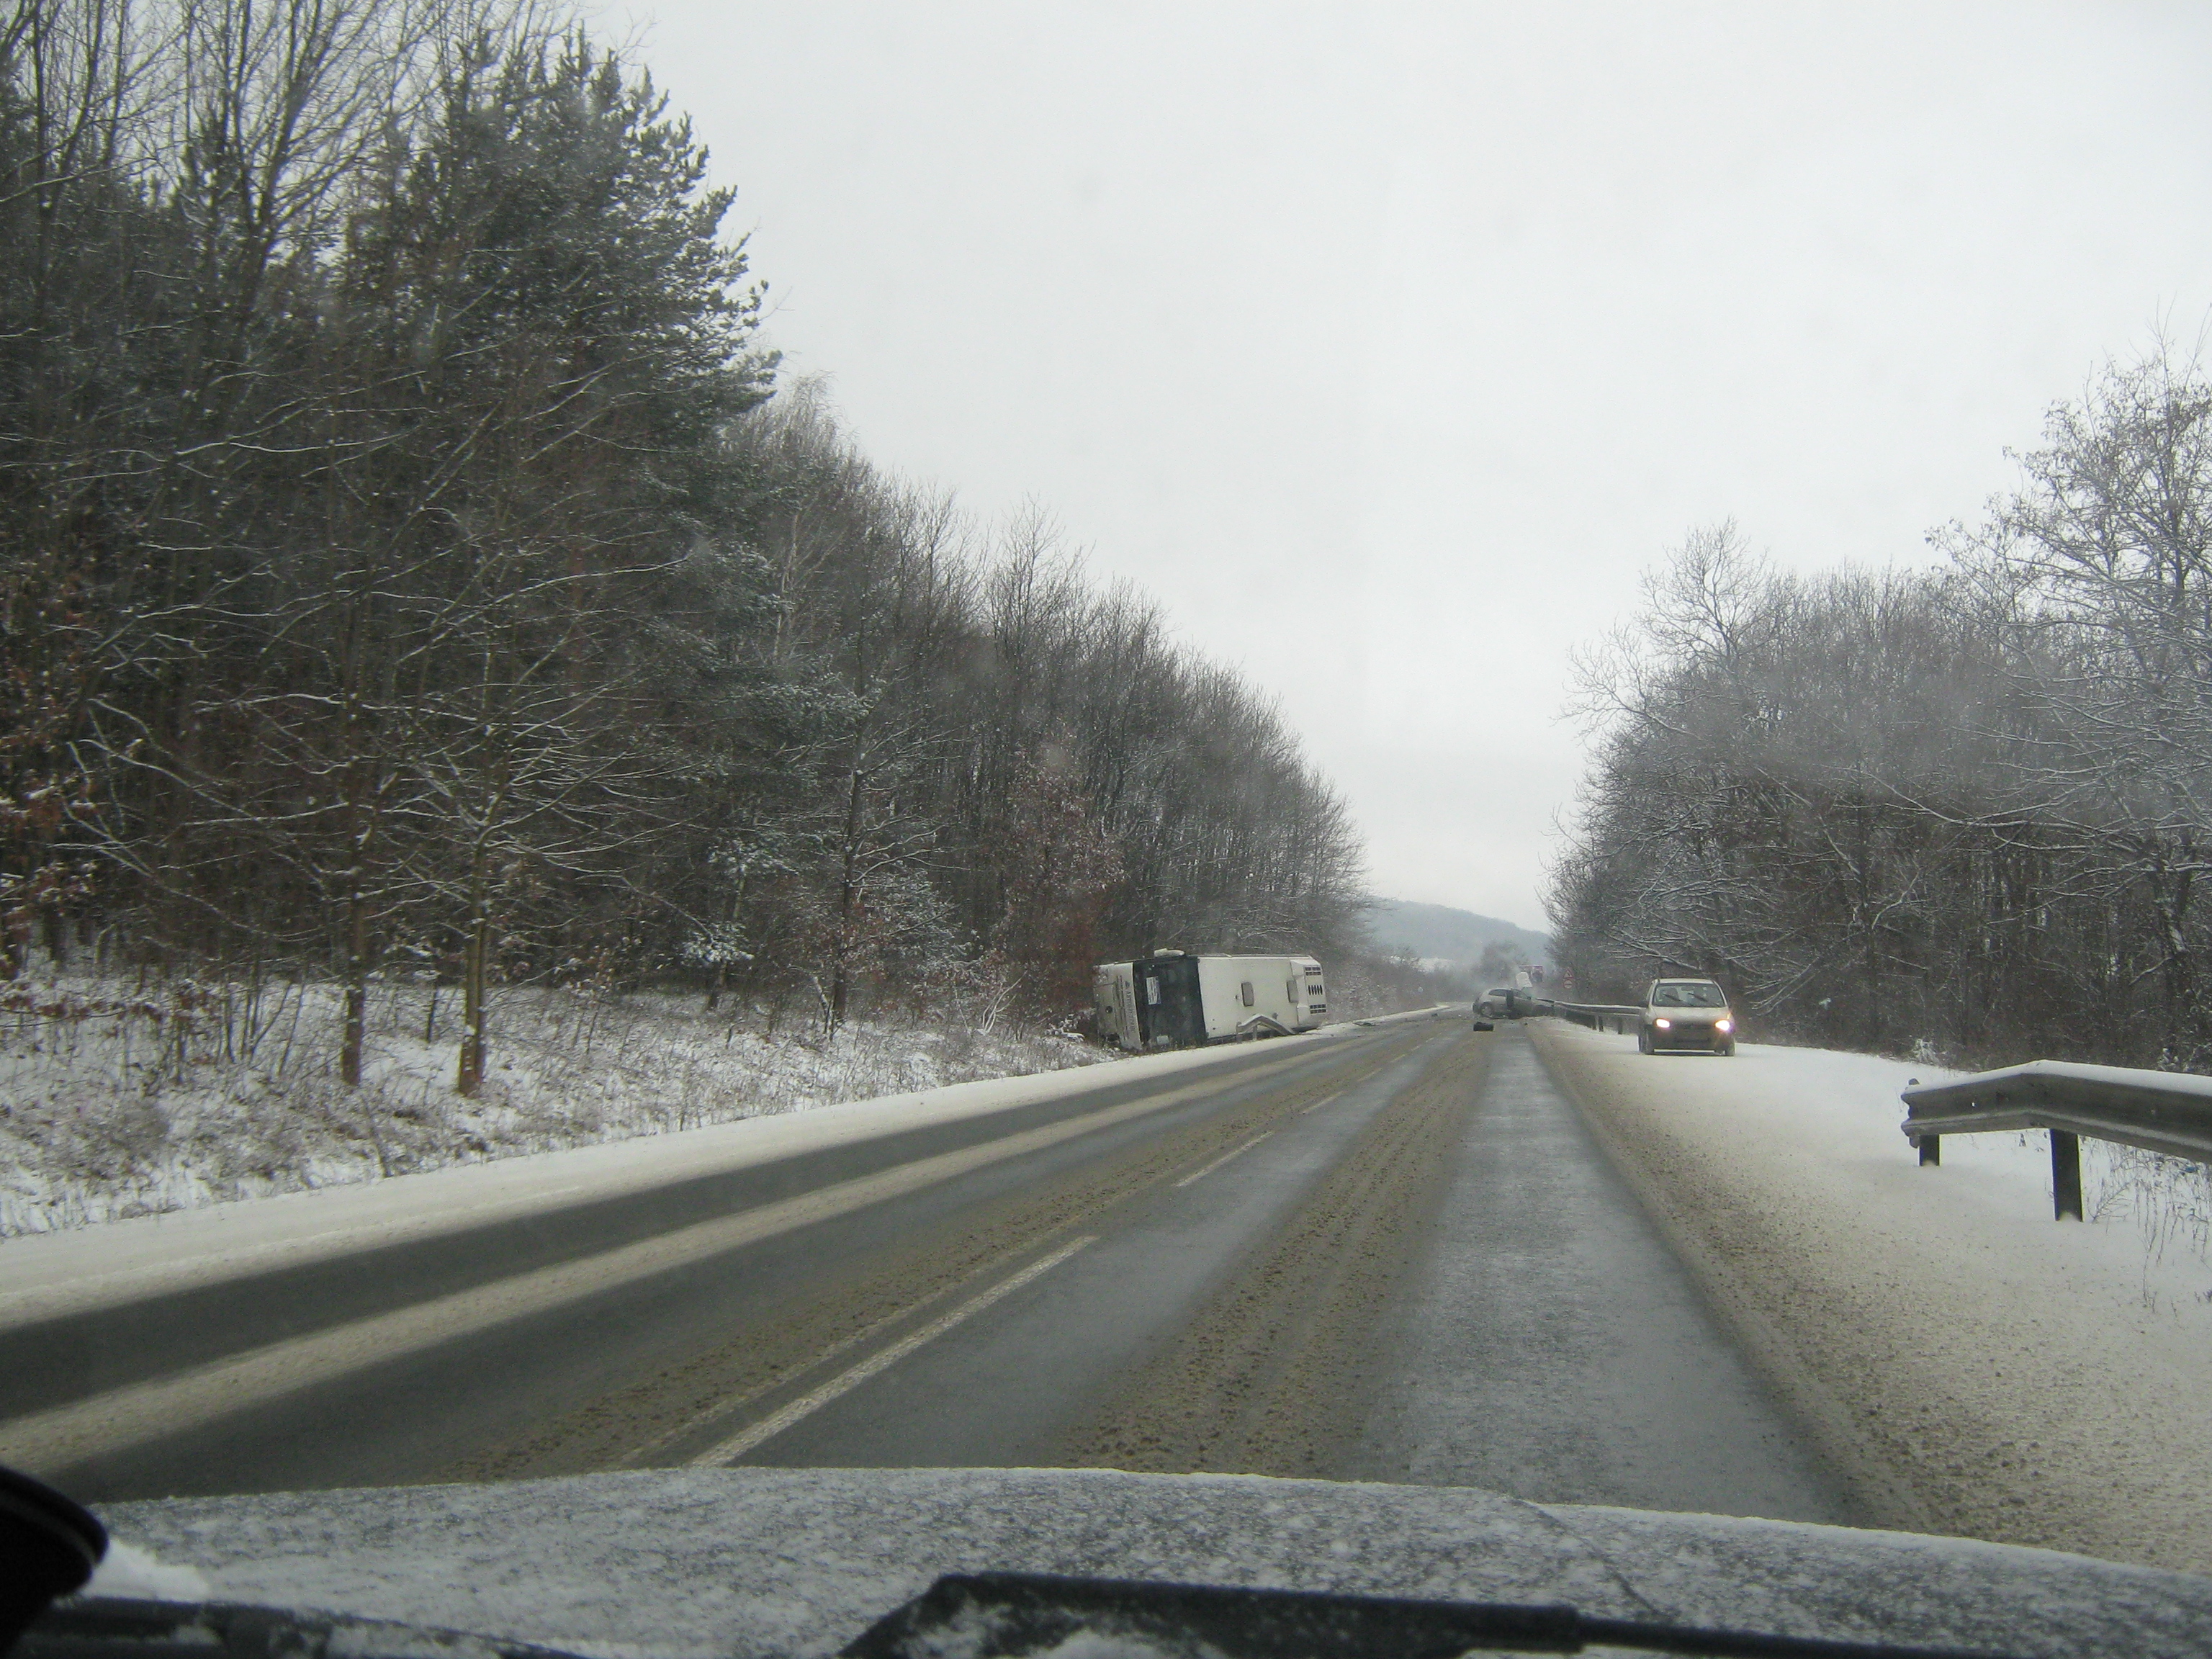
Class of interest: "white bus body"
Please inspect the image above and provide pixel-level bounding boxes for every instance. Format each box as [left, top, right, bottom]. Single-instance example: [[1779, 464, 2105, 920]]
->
[[1094, 953, 1327, 1049]]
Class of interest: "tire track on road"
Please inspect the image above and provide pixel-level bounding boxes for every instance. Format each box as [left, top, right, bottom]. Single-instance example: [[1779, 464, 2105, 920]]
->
[[444, 1030, 1435, 1480], [1526, 1020, 1938, 1536], [1058, 1030, 1489, 1478], [11, 1036, 1395, 1485]]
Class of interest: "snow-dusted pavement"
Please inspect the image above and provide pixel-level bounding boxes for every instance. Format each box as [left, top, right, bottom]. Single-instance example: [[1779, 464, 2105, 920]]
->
[[1, 1017, 1456, 1499], [1530, 1018, 2212, 1575], [1349, 1030, 1848, 1521], [14, 1008, 1848, 1526], [15, 1007, 2208, 1591]]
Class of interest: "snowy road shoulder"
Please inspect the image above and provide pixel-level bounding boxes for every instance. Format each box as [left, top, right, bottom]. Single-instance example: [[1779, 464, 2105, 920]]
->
[[1528, 1020, 2212, 1575]]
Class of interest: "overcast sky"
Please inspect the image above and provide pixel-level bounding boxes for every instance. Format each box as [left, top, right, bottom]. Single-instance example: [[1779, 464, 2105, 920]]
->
[[607, 1, 2212, 932]]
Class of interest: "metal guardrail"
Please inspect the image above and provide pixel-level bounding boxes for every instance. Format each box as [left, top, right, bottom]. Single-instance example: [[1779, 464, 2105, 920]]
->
[[1520, 999, 2212, 1224], [1900, 1061, 2212, 1221], [1529, 997, 1643, 1034]]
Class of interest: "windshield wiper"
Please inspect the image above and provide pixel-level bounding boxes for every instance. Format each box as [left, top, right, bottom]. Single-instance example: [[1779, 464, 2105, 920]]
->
[[842, 1572, 2028, 1659], [9, 1571, 2040, 1659]]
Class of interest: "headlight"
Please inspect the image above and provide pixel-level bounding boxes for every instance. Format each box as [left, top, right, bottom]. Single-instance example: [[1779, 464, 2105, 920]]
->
[[1714, 1018, 1732, 1033], [1653, 1017, 1672, 1030]]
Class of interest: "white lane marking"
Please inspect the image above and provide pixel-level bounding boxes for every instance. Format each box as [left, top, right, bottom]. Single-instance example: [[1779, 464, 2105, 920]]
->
[[689, 1236, 1098, 1466], [1299, 1090, 1344, 1116], [623, 1229, 1051, 1465], [0, 1049, 1334, 1474], [1174, 1131, 1274, 1187], [0, 1182, 599, 1332]]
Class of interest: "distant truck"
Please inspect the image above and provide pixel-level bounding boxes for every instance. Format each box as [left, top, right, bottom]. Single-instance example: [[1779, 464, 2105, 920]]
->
[[1094, 950, 1327, 1049]]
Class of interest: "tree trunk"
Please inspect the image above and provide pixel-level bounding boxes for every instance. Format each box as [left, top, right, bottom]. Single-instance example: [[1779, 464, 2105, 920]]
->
[[458, 866, 491, 1096], [828, 760, 866, 1031], [337, 573, 379, 1088], [1856, 799, 1882, 1054], [2150, 843, 2198, 1065], [340, 884, 368, 1087]]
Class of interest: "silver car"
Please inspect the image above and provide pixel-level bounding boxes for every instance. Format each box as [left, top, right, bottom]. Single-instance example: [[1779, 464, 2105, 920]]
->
[[1639, 978, 1735, 1055]]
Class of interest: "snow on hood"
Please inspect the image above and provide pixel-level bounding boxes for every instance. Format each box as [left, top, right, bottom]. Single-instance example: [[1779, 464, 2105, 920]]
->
[[92, 1467, 2212, 1658], [83, 1539, 213, 1604]]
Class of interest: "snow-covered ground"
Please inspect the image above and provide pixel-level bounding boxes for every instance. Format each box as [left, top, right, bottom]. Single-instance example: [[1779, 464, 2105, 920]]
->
[[0, 974, 1107, 1238], [1530, 1021, 2212, 1575]]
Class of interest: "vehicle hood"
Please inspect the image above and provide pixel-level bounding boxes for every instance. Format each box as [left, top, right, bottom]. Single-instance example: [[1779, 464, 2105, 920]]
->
[[86, 1466, 2212, 1658]]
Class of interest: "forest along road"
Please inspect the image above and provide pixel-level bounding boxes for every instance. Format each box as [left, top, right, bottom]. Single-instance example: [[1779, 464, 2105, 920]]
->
[[6, 1020, 1852, 1524]]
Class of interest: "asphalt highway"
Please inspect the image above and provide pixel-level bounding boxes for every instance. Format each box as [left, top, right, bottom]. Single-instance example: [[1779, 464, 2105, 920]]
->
[[7, 1019, 1857, 1524]]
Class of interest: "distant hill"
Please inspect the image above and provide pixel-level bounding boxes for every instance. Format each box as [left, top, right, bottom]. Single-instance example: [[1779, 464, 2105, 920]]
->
[[1361, 899, 1551, 971]]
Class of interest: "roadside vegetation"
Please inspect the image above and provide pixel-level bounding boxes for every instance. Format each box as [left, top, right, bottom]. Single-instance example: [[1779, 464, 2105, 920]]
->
[[0, 0, 1372, 1114], [0, 974, 1112, 1236], [1552, 345, 2212, 1075], [0, 950, 1452, 1236]]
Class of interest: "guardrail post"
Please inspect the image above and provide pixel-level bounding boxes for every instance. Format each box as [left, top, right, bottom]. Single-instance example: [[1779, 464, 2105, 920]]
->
[[2051, 1130, 2083, 1221], [1915, 1133, 1940, 1166]]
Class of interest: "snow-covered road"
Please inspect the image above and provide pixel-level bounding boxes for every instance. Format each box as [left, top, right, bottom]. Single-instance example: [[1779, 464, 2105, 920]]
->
[[1, 1019, 1456, 1498], [16, 1009, 2207, 1583], [9, 1010, 1842, 1525], [1531, 1018, 2212, 1574]]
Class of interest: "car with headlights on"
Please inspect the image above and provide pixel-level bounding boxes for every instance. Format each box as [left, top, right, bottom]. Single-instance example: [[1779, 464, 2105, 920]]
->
[[1638, 979, 1735, 1055]]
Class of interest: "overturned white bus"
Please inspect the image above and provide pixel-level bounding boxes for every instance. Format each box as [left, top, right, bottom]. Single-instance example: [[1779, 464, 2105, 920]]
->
[[1093, 950, 1326, 1049]]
